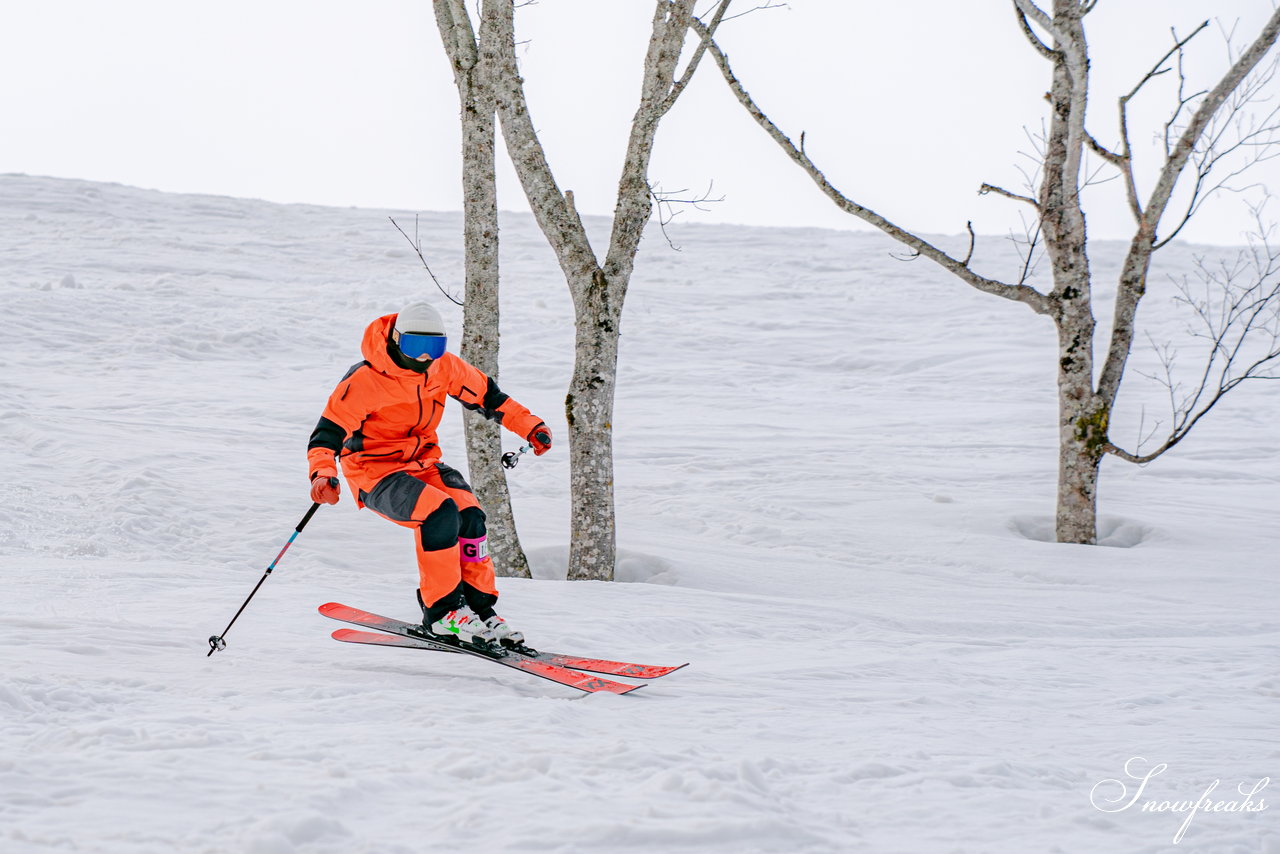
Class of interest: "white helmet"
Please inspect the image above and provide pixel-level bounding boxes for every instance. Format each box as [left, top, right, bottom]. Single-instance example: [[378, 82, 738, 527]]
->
[[394, 301, 446, 335], [393, 301, 447, 361]]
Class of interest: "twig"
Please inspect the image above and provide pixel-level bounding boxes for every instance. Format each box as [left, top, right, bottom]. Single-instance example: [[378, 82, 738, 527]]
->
[[1110, 21, 1212, 222], [1014, 217, 1044, 287], [720, 0, 786, 25], [389, 216, 464, 306], [1108, 213, 1280, 464], [650, 180, 725, 250], [1154, 56, 1280, 249]]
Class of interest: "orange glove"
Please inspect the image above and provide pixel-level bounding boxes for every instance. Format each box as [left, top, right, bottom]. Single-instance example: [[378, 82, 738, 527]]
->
[[528, 423, 552, 456], [310, 475, 340, 505]]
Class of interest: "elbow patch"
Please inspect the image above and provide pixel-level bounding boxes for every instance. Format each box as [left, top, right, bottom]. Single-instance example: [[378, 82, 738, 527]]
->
[[483, 377, 510, 412]]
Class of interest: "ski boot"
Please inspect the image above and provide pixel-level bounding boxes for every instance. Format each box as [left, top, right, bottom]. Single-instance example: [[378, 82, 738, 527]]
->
[[484, 614, 537, 654], [484, 614, 523, 646], [424, 608, 498, 651]]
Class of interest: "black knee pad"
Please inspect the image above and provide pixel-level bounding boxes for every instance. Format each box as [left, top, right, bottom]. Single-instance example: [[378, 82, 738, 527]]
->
[[458, 506, 487, 539], [419, 498, 460, 552]]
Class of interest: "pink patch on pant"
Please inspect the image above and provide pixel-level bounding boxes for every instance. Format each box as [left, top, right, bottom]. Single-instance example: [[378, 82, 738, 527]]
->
[[459, 536, 489, 563]]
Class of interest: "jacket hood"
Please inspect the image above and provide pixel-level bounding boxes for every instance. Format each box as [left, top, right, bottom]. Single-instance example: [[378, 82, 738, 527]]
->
[[361, 313, 423, 378]]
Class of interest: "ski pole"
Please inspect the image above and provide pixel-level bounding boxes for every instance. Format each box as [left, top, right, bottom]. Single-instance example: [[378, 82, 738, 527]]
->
[[501, 443, 534, 470], [207, 501, 323, 657]]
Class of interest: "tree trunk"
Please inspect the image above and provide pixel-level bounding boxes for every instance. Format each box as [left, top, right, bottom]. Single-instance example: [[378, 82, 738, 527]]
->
[[1053, 313, 1104, 545], [1040, 0, 1101, 545], [564, 270, 621, 580], [435, 0, 531, 578]]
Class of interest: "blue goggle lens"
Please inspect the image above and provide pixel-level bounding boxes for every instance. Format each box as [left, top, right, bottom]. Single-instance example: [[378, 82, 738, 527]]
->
[[398, 332, 447, 360]]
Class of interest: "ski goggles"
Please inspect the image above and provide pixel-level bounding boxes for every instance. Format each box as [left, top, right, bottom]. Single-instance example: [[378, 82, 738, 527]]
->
[[395, 331, 447, 360]]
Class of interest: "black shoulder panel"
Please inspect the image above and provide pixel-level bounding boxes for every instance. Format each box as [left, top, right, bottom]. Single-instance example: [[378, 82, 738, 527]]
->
[[308, 416, 346, 451], [341, 360, 371, 382]]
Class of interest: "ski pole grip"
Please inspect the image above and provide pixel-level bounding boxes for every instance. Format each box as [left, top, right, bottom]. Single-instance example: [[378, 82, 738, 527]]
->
[[297, 501, 322, 531]]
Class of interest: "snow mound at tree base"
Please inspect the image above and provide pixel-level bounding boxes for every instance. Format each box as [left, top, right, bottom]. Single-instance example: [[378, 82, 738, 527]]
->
[[526, 544, 679, 584], [1008, 514, 1157, 548]]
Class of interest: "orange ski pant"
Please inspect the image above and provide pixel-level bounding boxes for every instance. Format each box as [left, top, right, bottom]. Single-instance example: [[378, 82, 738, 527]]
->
[[360, 463, 497, 611]]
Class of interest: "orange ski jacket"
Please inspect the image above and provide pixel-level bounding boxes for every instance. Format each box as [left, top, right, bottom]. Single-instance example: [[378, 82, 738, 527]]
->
[[307, 313, 543, 505]]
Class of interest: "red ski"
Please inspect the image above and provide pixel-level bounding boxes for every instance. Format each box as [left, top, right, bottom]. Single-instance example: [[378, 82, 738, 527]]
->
[[318, 602, 687, 679], [319, 603, 647, 695]]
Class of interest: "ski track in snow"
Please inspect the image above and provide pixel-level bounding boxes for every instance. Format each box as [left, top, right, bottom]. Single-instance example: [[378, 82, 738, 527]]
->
[[1, 175, 1278, 853]]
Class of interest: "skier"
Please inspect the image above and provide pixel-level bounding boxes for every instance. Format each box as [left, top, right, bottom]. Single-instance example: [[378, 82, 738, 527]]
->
[[306, 301, 551, 649]]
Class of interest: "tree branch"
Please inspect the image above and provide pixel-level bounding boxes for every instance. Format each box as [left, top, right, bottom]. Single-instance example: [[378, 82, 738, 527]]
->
[[719, 0, 785, 24], [980, 182, 1040, 208], [605, 0, 699, 279], [484, 0, 600, 285], [1107, 212, 1280, 464], [439, 0, 480, 69], [662, 0, 731, 114], [1097, 8, 1280, 405], [1013, 2, 1055, 60], [1011, 0, 1066, 47], [1153, 61, 1280, 250], [694, 19, 1054, 315], [1083, 130, 1124, 167], [1108, 23, 1212, 226], [389, 216, 464, 305], [1145, 12, 1280, 233], [1015, 218, 1044, 287], [650, 180, 724, 250]]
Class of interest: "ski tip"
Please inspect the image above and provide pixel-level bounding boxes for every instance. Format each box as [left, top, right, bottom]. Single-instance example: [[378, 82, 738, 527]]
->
[[620, 662, 689, 679], [318, 602, 346, 616], [593, 676, 647, 696], [595, 679, 649, 696], [582, 679, 646, 696]]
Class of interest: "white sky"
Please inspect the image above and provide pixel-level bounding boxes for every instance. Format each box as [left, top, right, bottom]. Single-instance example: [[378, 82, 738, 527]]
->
[[3, 1, 1279, 246]]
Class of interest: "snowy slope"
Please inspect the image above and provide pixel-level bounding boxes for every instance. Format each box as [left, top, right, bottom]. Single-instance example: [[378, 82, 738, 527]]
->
[[1, 174, 1277, 854]]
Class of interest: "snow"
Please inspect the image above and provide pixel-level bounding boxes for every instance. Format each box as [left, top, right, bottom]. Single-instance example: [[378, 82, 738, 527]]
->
[[2, 173, 1277, 853]]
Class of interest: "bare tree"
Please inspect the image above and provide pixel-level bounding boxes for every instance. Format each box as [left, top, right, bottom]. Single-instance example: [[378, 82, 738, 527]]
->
[[697, 1, 1280, 544], [482, 0, 727, 579], [433, 0, 531, 578]]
